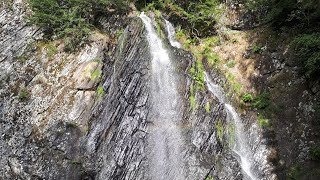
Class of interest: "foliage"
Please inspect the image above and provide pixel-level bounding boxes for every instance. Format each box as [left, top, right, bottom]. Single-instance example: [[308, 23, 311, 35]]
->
[[138, 0, 223, 38], [246, 0, 320, 27], [29, 0, 129, 51], [189, 93, 196, 112], [46, 42, 58, 58], [242, 93, 253, 103], [310, 146, 320, 161], [215, 119, 223, 141], [291, 33, 320, 80], [91, 69, 102, 81], [205, 102, 211, 113], [253, 91, 270, 109], [257, 114, 271, 128], [252, 44, 263, 54], [18, 87, 30, 101], [205, 176, 214, 180], [226, 59, 236, 68], [97, 86, 105, 98], [288, 164, 303, 180], [189, 61, 205, 91]]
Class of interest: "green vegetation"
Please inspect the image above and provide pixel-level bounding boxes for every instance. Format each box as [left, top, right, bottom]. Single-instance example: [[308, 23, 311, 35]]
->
[[29, 0, 129, 51], [189, 61, 205, 91], [226, 60, 236, 68], [189, 93, 196, 112], [205, 176, 214, 180], [310, 146, 320, 161], [215, 120, 223, 141], [91, 69, 102, 81], [242, 93, 253, 103], [252, 44, 263, 54], [66, 121, 79, 128], [246, 0, 320, 27], [257, 114, 271, 128], [97, 85, 105, 98], [18, 87, 30, 101], [288, 164, 303, 180], [46, 42, 58, 58], [137, 0, 223, 38], [253, 91, 270, 110], [205, 102, 211, 113], [291, 33, 320, 80]]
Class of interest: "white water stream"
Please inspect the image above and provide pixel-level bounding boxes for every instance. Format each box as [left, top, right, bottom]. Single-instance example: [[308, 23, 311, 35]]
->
[[205, 72, 262, 180], [140, 12, 273, 180], [164, 20, 181, 48], [140, 13, 185, 180]]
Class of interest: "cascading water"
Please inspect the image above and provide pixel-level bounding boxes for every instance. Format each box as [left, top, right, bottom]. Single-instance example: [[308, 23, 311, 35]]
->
[[204, 72, 274, 180], [139, 13, 185, 180], [164, 20, 181, 48]]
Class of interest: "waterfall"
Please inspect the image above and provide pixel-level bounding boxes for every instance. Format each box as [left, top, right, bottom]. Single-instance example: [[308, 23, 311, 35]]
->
[[164, 20, 181, 48], [139, 13, 185, 180], [204, 72, 273, 180]]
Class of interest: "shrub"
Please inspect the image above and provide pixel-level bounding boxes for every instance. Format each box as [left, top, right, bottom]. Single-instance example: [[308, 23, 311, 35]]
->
[[252, 44, 263, 54], [29, 0, 128, 51], [253, 91, 270, 109], [310, 146, 320, 161], [257, 114, 271, 128], [242, 93, 253, 103], [246, 0, 320, 27], [18, 88, 30, 101], [291, 33, 320, 80]]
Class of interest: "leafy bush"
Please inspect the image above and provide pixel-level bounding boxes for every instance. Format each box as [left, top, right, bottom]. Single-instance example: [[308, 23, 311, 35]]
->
[[138, 0, 223, 38], [253, 91, 270, 109], [252, 44, 263, 54], [242, 93, 253, 103], [29, 0, 128, 51], [257, 114, 271, 128], [291, 33, 320, 80], [310, 146, 320, 161], [246, 0, 320, 27]]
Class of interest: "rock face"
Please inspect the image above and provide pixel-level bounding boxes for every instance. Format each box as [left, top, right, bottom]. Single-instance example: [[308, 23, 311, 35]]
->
[[0, 1, 110, 179], [0, 2, 274, 180], [83, 15, 242, 180]]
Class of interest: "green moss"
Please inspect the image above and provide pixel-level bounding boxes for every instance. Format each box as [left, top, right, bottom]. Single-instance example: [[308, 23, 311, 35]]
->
[[215, 120, 223, 141], [66, 121, 79, 128], [91, 69, 102, 81], [97, 86, 105, 98], [205, 102, 211, 113], [46, 43, 58, 58], [205, 176, 214, 180]]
